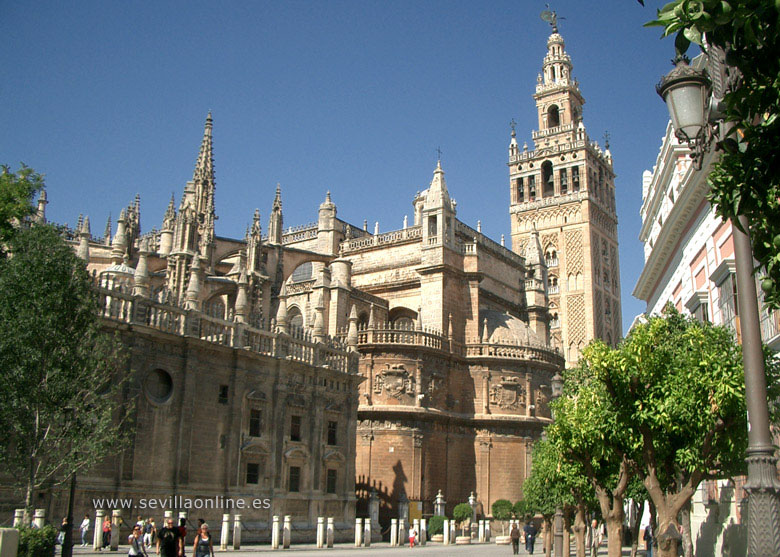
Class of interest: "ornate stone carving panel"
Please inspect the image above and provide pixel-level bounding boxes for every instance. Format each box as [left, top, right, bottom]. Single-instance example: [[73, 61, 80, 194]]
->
[[488, 376, 526, 410]]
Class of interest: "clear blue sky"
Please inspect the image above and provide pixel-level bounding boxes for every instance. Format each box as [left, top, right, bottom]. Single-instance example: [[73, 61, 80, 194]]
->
[[1, 0, 680, 334]]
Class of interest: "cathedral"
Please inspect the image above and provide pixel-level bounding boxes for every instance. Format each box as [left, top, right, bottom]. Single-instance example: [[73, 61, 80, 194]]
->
[[21, 21, 617, 542]]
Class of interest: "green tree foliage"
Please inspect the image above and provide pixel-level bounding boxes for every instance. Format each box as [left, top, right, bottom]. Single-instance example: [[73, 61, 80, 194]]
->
[[491, 499, 513, 535], [427, 515, 446, 537], [452, 503, 472, 536], [0, 164, 44, 251], [0, 225, 131, 519], [554, 307, 779, 557], [647, 1, 780, 307], [17, 526, 57, 557]]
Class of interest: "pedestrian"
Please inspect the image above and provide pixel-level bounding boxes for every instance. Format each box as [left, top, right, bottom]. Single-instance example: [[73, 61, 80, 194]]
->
[[510, 523, 521, 555], [157, 518, 182, 557], [523, 521, 538, 554], [102, 516, 112, 550], [128, 525, 148, 557], [408, 525, 417, 548], [643, 523, 654, 557], [143, 518, 156, 548], [80, 514, 91, 547], [57, 517, 68, 546], [178, 519, 188, 557], [586, 519, 603, 557], [192, 523, 214, 557]]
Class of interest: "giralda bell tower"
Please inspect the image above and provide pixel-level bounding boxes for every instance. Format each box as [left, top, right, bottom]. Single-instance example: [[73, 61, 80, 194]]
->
[[508, 14, 621, 368]]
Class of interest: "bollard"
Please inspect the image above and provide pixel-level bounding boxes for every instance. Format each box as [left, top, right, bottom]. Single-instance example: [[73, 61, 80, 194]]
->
[[413, 518, 419, 542], [110, 510, 121, 551], [326, 518, 334, 548], [398, 520, 406, 548], [33, 509, 46, 530], [479, 520, 485, 542], [12, 510, 23, 529], [363, 518, 371, 547], [220, 514, 230, 551], [94, 510, 106, 551], [0, 527, 21, 557], [232, 514, 242, 550], [390, 519, 398, 546], [420, 518, 427, 546], [450, 520, 456, 543], [271, 516, 280, 549], [485, 520, 491, 542], [443, 520, 450, 545], [354, 518, 363, 547], [282, 516, 291, 549], [316, 517, 324, 548]]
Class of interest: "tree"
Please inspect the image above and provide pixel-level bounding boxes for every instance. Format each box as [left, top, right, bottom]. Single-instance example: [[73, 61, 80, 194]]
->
[[548, 364, 634, 557], [566, 307, 780, 557], [0, 163, 44, 251], [452, 503, 472, 537], [646, 1, 780, 308], [491, 499, 513, 535], [0, 225, 130, 521]]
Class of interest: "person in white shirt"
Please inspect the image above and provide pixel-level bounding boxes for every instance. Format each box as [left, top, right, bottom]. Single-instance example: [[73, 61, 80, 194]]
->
[[80, 514, 91, 547]]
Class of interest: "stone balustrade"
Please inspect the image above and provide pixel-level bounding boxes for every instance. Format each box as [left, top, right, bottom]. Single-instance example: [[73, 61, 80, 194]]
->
[[93, 277, 358, 374]]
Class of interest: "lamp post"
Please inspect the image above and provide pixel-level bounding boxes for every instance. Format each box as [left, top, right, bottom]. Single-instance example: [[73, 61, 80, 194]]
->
[[657, 53, 780, 554]]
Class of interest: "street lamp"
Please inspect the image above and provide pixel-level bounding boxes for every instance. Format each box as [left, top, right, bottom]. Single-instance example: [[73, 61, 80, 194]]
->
[[657, 51, 780, 555]]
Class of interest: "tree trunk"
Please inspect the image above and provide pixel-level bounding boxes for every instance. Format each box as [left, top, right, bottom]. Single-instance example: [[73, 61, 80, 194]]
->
[[606, 518, 623, 557], [544, 517, 553, 557], [680, 500, 693, 557], [573, 505, 587, 557], [629, 500, 643, 557], [563, 513, 571, 557], [654, 506, 680, 557]]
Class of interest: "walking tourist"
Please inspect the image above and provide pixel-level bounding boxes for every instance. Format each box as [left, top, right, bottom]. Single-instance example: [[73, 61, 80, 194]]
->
[[643, 523, 654, 557], [128, 525, 148, 557], [157, 518, 182, 557], [57, 517, 68, 546], [143, 518, 156, 549], [193, 523, 214, 557], [408, 524, 417, 548], [510, 523, 521, 554], [523, 521, 538, 554], [586, 519, 603, 557], [80, 514, 91, 547], [101, 516, 112, 550], [178, 519, 188, 557]]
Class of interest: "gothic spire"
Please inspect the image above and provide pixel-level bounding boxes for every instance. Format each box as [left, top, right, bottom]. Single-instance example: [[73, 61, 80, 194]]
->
[[193, 111, 214, 184], [268, 183, 283, 244]]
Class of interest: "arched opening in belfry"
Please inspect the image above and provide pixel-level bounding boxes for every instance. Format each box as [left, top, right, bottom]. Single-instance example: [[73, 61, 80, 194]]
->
[[542, 161, 555, 198], [547, 105, 560, 128]]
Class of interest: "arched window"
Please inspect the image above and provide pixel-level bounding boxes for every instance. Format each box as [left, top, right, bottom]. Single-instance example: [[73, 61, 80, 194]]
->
[[545, 248, 558, 267], [542, 161, 554, 198], [548, 275, 559, 295], [287, 306, 303, 329], [547, 105, 560, 128], [550, 313, 560, 329], [291, 262, 313, 283]]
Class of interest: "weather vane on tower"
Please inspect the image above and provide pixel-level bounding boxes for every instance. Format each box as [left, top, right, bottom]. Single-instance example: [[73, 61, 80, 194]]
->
[[540, 5, 561, 33]]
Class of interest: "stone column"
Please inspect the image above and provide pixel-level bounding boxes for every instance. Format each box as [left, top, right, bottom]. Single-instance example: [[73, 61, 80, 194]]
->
[[0, 527, 20, 557], [271, 516, 280, 549], [282, 516, 291, 549], [110, 510, 121, 551], [316, 517, 324, 548], [326, 518, 334, 548], [450, 520, 456, 542], [369, 489, 379, 526], [398, 493, 410, 526], [220, 514, 230, 550], [33, 509, 46, 530], [420, 518, 427, 546], [12, 510, 23, 528], [398, 520, 406, 547], [93, 510, 106, 551], [479, 520, 485, 542], [443, 520, 450, 545], [232, 514, 241, 550], [354, 518, 363, 547], [390, 519, 398, 546], [485, 520, 491, 542], [363, 518, 371, 547], [413, 519, 419, 545], [469, 491, 477, 524]]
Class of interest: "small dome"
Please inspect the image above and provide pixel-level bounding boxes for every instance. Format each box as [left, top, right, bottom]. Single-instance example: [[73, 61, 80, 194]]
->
[[480, 309, 544, 346]]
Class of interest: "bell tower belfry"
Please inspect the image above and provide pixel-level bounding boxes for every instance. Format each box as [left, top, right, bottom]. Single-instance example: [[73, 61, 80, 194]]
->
[[508, 18, 622, 367]]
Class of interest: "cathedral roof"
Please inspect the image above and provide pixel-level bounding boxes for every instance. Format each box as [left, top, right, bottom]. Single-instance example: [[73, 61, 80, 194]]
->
[[480, 309, 545, 347]]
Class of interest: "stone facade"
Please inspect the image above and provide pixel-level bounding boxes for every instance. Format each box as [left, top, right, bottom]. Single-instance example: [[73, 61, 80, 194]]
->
[[13, 31, 580, 540], [508, 26, 622, 367]]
